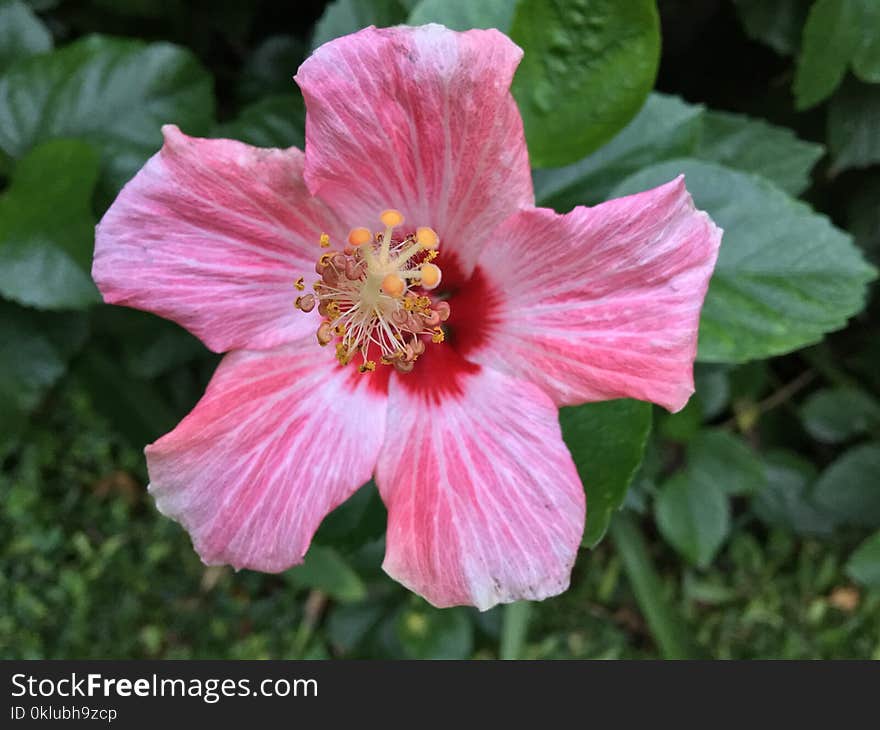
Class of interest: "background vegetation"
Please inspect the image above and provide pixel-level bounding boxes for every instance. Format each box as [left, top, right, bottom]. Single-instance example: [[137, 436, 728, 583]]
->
[[1, 0, 879, 659]]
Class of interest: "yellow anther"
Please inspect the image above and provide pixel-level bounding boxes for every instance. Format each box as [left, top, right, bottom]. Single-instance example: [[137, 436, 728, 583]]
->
[[425, 249, 439, 262], [334, 323, 346, 336], [419, 263, 442, 290], [336, 343, 351, 365], [319, 232, 330, 248], [381, 273, 405, 298], [348, 227, 372, 247], [432, 327, 445, 344], [294, 277, 305, 291], [359, 360, 377, 373], [380, 209, 404, 228], [415, 226, 439, 249]]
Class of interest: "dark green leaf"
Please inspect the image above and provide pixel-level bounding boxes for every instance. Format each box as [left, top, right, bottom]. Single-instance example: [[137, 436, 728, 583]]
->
[[687, 429, 766, 496], [396, 605, 473, 659], [408, 0, 516, 31], [0, 35, 215, 193], [314, 481, 387, 552], [800, 387, 880, 444], [289, 546, 367, 603], [534, 93, 703, 209], [560, 399, 652, 548], [510, 0, 660, 167], [752, 450, 835, 536], [612, 159, 877, 363], [214, 94, 305, 150], [311, 0, 409, 50], [697, 109, 824, 196], [733, 0, 809, 57], [794, 0, 880, 109], [694, 364, 731, 420], [0, 139, 100, 310], [0, 0, 51, 72], [846, 531, 880, 587], [829, 78, 880, 173], [812, 443, 880, 528], [656, 471, 730, 568]]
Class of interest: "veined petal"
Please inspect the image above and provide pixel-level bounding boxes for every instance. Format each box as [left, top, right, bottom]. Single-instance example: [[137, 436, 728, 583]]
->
[[376, 366, 585, 611], [295, 24, 533, 275], [473, 177, 722, 412], [93, 125, 345, 353], [146, 341, 387, 572]]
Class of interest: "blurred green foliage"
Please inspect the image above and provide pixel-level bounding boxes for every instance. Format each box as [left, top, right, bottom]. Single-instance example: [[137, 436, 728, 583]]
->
[[1, 0, 879, 658]]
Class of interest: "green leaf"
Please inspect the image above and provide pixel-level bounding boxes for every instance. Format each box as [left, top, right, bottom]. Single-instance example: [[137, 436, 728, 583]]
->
[[408, 0, 516, 31], [751, 450, 834, 536], [534, 93, 704, 210], [214, 94, 305, 150], [800, 387, 880, 444], [846, 173, 880, 262], [314, 481, 387, 552], [396, 605, 473, 659], [0, 139, 100, 310], [289, 546, 367, 603], [560, 399, 652, 548], [687, 429, 766, 496], [812, 443, 880, 528], [697, 109, 824, 196], [612, 159, 877, 364], [0, 35, 215, 193], [733, 0, 809, 57], [311, 0, 409, 50], [829, 78, 880, 173], [846, 531, 880, 587], [794, 0, 880, 109], [510, 0, 660, 167], [794, 0, 860, 109], [655, 471, 730, 568], [0, 0, 51, 72], [852, 0, 880, 82]]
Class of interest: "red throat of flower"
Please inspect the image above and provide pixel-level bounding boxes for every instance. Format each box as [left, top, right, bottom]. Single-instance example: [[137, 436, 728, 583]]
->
[[294, 209, 450, 374]]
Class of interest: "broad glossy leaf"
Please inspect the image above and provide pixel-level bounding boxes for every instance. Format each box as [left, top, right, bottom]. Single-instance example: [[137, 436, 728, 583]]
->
[[534, 93, 703, 209], [687, 429, 766, 496], [0, 0, 51, 72], [794, 0, 880, 109], [846, 531, 880, 587], [800, 387, 880, 444], [214, 94, 305, 150], [0, 301, 88, 439], [697, 110, 824, 196], [0, 139, 100, 310], [0, 35, 215, 193], [612, 160, 877, 363], [751, 450, 834, 536], [510, 0, 660, 167], [408, 0, 516, 31], [812, 443, 880, 528], [560, 399, 652, 548], [829, 79, 880, 173], [655, 471, 730, 568], [289, 546, 367, 603], [311, 0, 409, 50], [733, 0, 808, 57]]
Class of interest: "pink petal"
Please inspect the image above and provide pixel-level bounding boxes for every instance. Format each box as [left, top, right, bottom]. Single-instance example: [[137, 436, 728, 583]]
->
[[93, 125, 344, 353], [473, 177, 722, 412], [295, 25, 533, 275], [146, 340, 387, 572], [376, 365, 585, 610]]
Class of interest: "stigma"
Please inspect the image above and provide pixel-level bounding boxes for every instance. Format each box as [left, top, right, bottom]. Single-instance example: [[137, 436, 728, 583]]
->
[[294, 210, 450, 373]]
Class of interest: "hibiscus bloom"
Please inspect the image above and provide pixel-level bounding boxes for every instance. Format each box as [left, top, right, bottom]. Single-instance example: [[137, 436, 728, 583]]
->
[[92, 24, 721, 610]]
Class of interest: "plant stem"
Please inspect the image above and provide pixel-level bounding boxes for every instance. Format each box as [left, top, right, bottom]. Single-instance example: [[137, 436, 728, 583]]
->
[[609, 511, 702, 659], [499, 601, 532, 660]]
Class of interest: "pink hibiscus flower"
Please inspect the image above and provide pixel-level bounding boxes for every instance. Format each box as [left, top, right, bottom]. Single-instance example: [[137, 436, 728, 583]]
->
[[92, 24, 721, 610]]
